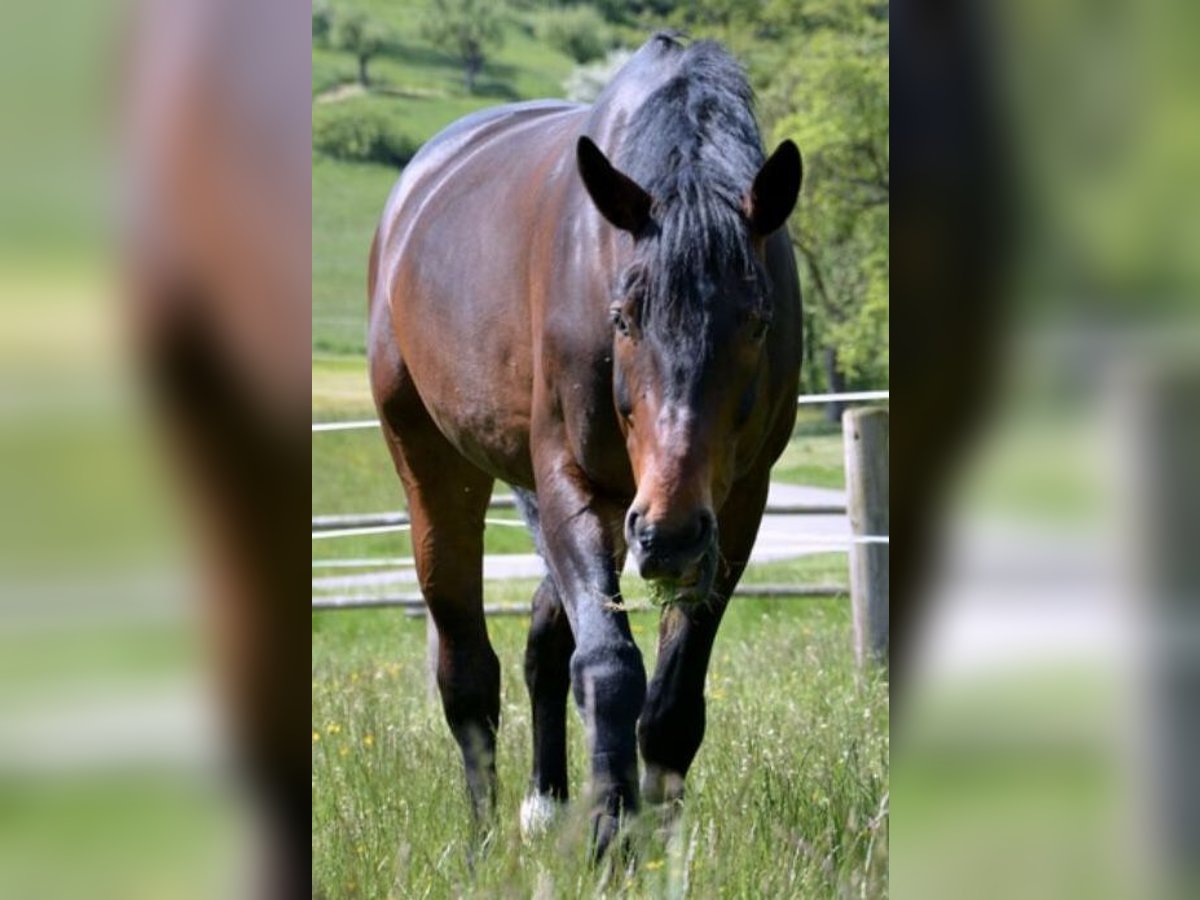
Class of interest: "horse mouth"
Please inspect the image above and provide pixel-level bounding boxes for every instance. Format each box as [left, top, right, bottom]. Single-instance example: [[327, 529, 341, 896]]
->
[[645, 542, 718, 607]]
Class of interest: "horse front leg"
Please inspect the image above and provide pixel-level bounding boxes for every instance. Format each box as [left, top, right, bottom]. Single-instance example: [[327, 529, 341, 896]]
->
[[520, 575, 574, 836], [534, 457, 646, 859], [638, 474, 770, 808]]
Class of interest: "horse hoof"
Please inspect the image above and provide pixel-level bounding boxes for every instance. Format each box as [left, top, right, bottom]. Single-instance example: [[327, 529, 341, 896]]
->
[[590, 812, 623, 861], [641, 765, 685, 806], [519, 793, 561, 840]]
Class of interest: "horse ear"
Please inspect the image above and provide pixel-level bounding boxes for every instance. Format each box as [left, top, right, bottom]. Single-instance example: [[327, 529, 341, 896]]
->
[[577, 136, 653, 234], [746, 140, 803, 236]]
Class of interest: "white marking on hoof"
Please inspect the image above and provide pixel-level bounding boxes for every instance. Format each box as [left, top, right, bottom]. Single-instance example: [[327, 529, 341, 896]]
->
[[519, 793, 560, 841]]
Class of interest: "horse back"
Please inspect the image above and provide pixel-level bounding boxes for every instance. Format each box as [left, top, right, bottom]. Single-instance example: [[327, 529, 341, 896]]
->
[[368, 101, 587, 487]]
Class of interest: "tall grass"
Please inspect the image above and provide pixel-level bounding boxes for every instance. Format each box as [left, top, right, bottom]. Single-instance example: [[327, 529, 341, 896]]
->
[[312, 596, 888, 897]]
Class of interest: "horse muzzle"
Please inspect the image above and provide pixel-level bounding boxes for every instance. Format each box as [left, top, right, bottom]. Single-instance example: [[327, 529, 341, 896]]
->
[[626, 507, 718, 603]]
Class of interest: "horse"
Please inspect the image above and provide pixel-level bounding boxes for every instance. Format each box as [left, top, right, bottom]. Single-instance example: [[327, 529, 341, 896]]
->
[[367, 33, 803, 855]]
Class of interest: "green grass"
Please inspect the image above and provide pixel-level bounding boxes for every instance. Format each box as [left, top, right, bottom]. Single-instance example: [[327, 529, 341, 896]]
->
[[312, 592, 888, 898], [771, 411, 846, 489], [312, 159, 397, 355]]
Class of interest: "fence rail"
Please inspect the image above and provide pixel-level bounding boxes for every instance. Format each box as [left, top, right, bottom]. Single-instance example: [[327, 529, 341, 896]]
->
[[312, 498, 847, 533], [312, 583, 848, 611], [311, 390, 889, 433]]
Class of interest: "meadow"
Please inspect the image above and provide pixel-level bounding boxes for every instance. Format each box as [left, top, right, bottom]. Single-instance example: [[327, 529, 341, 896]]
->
[[312, 593, 889, 899]]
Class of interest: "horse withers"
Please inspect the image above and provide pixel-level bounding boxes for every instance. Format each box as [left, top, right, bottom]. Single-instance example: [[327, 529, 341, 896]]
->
[[367, 33, 803, 855]]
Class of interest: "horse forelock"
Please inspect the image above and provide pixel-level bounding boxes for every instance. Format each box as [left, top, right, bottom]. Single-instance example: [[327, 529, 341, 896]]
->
[[607, 40, 770, 351]]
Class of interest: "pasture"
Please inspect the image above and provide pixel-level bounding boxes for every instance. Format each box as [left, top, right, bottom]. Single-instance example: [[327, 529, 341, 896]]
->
[[312, 590, 888, 898]]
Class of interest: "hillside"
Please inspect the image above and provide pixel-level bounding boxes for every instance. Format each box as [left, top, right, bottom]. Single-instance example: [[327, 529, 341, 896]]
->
[[312, 1, 582, 354]]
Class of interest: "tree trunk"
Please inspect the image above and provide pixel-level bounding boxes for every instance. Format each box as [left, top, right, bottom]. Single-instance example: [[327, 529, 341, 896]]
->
[[824, 346, 846, 423], [358, 54, 369, 88], [465, 52, 481, 94]]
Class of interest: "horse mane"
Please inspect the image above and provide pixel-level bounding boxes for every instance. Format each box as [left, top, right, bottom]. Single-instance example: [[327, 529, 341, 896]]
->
[[610, 35, 771, 346]]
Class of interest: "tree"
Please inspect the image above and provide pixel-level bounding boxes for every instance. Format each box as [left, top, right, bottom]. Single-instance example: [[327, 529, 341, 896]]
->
[[421, 0, 507, 94], [332, 9, 389, 88], [761, 1, 889, 404], [535, 6, 611, 65], [312, 3, 334, 48]]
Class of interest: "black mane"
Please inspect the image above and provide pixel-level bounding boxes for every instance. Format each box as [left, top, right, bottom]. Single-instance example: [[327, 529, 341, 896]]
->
[[614, 37, 770, 345]]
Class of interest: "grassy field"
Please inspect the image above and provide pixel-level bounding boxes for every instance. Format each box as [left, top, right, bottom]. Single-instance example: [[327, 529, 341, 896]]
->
[[312, 593, 888, 898]]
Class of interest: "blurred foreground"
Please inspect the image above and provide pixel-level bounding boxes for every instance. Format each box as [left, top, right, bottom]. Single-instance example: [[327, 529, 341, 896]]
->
[[893, 1, 1200, 898], [0, 1, 308, 897]]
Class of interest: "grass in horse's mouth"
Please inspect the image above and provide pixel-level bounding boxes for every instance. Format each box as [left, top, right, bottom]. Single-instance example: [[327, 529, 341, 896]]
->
[[645, 544, 718, 608]]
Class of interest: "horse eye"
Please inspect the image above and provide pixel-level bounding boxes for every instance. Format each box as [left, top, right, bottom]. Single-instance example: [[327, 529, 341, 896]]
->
[[610, 303, 632, 337], [612, 311, 629, 336]]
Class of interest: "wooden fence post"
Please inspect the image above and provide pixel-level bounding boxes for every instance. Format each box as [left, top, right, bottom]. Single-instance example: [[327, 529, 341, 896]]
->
[[843, 407, 889, 667]]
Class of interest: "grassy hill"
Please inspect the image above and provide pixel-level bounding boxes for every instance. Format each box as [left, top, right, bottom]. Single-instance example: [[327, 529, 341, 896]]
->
[[312, 1, 582, 355]]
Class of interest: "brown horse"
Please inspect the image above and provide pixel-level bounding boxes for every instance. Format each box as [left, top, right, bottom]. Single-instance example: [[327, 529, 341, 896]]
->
[[368, 34, 803, 854]]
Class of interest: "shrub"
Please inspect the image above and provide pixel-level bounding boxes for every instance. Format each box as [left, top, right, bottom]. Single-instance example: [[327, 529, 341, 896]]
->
[[313, 107, 417, 167], [533, 6, 611, 64]]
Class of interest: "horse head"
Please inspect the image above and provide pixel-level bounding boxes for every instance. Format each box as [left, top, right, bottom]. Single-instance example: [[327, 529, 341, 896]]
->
[[577, 135, 802, 602]]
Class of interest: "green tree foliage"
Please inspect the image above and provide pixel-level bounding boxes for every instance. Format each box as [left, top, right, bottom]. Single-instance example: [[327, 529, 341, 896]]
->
[[667, 0, 889, 391], [312, 3, 334, 48], [331, 9, 390, 87], [762, 1, 889, 389], [593, 0, 680, 26], [422, 0, 508, 94], [534, 6, 612, 64]]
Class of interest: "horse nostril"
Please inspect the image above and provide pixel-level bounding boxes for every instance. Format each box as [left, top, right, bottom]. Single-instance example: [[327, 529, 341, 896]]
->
[[626, 509, 649, 550], [638, 524, 656, 551]]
